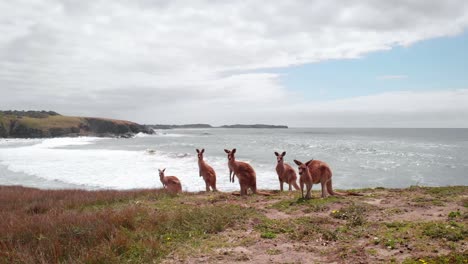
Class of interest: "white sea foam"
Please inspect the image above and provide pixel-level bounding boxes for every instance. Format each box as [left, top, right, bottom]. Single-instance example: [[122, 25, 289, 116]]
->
[[32, 137, 105, 149], [0, 138, 42, 146], [0, 137, 266, 191]]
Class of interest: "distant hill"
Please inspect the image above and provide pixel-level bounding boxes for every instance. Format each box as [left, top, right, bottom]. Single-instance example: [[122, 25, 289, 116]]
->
[[0, 111, 154, 138]]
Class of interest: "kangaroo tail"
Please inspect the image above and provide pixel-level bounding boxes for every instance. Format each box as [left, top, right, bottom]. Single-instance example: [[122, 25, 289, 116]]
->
[[230, 191, 271, 196], [255, 191, 272, 196], [331, 190, 364, 196], [292, 181, 300, 191]]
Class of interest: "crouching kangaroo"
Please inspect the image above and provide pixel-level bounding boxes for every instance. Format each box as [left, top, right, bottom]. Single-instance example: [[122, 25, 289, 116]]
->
[[293, 159, 362, 199], [158, 168, 182, 193], [275, 151, 300, 191], [196, 148, 217, 192], [224, 148, 269, 196]]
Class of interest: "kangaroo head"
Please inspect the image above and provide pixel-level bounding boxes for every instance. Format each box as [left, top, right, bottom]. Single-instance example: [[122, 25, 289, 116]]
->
[[196, 148, 205, 160], [274, 151, 286, 163], [158, 168, 166, 179], [224, 148, 236, 161], [294, 160, 312, 177]]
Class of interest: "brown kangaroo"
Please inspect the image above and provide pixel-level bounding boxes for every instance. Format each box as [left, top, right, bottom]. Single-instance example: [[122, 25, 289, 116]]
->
[[196, 148, 217, 192], [224, 148, 265, 196], [293, 159, 362, 199], [293, 159, 334, 199], [158, 168, 182, 193], [275, 151, 300, 191]]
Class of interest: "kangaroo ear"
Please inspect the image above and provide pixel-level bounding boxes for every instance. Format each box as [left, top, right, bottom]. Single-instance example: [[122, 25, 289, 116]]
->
[[274, 152, 279, 156], [163, 168, 166, 172], [305, 160, 313, 166], [232, 148, 236, 154], [201, 149, 205, 153], [158, 169, 161, 173], [224, 149, 230, 153], [282, 151, 286, 156], [294, 160, 303, 166], [196, 149, 200, 153]]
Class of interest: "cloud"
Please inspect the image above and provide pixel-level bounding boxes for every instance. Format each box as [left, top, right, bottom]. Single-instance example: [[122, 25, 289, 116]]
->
[[0, 1, 468, 126]]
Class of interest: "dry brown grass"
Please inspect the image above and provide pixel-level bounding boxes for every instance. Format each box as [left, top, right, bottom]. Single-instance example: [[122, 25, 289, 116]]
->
[[0, 186, 254, 264], [0, 186, 159, 263]]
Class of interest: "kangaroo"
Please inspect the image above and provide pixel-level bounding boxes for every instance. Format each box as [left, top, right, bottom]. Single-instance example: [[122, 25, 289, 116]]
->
[[196, 148, 217, 192], [275, 151, 300, 191], [293, 159, 362, 199], [158, 168, 182, 193], [224, 148, 270, 196]]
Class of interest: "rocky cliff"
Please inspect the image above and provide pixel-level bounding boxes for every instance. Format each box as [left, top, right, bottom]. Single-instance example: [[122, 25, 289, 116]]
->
[[0, 111, 154, 138]]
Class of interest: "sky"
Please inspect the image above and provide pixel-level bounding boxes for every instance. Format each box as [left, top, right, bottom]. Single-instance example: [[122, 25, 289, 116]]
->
[[1, 0, 468, 127]]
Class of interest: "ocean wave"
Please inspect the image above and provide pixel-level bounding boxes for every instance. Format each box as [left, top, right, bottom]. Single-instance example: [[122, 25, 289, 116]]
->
[[0, 138, 42, 146], [0, 142, 269, 191], [31, 137, 106, 149]]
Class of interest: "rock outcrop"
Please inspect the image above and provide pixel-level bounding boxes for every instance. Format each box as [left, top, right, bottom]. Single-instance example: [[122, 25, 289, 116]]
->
[[0, 111, 154, 138]]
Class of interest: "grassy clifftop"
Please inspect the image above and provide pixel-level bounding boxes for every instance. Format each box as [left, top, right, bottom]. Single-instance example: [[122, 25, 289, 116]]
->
[[0, 111, 153, 138], [0, 186, 466, 263]]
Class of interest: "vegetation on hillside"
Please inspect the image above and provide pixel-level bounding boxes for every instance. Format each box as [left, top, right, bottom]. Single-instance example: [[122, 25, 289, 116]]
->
[[0, 186, 466, 263], [0, 111, 153, 138]]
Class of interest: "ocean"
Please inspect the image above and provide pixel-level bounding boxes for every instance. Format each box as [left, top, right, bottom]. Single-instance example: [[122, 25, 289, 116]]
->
[[0, 128, 467, 191]]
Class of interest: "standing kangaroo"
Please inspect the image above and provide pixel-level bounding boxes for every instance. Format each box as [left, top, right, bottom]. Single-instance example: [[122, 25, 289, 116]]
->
[[158, 168, 182, 193], [293, 159, 362, 199], [196, 148, 217, 192], [224, 148, 258, 196], [275, 151, 300, 191], [293, 159, 333, 199]]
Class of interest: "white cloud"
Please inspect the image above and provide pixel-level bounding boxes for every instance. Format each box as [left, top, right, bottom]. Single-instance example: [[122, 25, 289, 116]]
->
[[0, 1, 468, 126], [150, 89, 468, 127]]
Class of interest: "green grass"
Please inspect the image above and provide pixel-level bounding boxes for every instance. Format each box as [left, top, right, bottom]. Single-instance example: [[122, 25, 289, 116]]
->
[[421, 186, 468, 198], [260, 231, 277, 239], [402, 252, 468, 264], [270, 196, 341, 213], [330, 203, 370, 227], [448, 210, 462, 219], [18, 115, 83, 129], [422, 221, 467, 242], [266, 248, 282, 255], [374, 220, 467, 253]]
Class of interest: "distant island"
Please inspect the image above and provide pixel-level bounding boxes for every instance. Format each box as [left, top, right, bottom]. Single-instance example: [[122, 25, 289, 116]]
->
[[147, 124, 288, 129], [0, 110, 153, 138]]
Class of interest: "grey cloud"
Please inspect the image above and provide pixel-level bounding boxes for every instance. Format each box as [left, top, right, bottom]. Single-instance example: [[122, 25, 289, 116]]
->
[[0, 1, 467, 126]]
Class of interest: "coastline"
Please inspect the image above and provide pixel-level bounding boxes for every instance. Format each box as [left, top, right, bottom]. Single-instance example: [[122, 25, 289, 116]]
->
[[1, 185, 466, 263]]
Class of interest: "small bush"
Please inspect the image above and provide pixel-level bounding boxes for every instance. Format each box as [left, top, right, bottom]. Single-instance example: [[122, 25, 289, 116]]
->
[[422, 222, 467, 242], [270, 196, 340, 213], [448, 210, 461, 219], [260, 232, 277, 239], [402, 252, 468, 264], [331, 204, 368, 226]]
